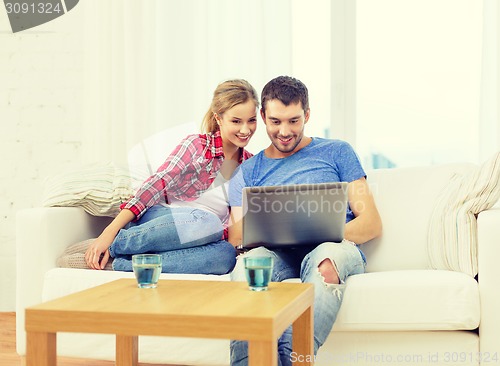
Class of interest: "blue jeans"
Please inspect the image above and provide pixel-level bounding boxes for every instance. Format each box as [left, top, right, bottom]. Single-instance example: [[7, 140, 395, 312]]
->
[[110, 205, 236, 274], [229, 241, 366, 366]]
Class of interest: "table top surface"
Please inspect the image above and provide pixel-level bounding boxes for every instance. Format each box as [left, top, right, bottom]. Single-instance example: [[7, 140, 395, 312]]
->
[[26, 279, 314, 340]]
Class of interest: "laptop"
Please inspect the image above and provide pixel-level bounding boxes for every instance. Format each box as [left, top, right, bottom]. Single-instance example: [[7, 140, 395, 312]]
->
[[241, 182, 348, 249]]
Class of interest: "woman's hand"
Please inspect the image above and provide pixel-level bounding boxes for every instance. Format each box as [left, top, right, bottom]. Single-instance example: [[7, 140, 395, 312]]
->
[[85, 233, 114, 270], [84, 209, 136, 270]]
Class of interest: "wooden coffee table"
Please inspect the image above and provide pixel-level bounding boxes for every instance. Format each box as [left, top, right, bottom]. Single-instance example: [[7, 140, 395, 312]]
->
[[25, 278, 314, 366]]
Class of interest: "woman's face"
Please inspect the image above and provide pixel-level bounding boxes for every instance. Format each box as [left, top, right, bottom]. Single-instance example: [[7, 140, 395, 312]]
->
[[217, 100, 258, 150]]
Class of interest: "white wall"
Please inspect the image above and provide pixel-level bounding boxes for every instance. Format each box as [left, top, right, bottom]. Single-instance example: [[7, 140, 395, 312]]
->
[[0, 7, 84, 310]]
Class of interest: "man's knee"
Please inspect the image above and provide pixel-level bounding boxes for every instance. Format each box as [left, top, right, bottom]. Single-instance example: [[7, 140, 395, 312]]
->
[[318, 258, 339, 284]]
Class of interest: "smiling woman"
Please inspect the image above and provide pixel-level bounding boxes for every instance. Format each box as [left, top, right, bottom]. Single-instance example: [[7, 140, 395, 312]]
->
[[80, 79, 259, 274]]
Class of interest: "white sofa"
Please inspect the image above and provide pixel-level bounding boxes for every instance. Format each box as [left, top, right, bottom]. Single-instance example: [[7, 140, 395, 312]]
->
[[16, 163, 500, 366]]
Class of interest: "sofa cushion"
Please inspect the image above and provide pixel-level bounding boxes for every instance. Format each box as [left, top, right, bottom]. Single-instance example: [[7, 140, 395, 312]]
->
[[363, 163, 474, 272], [42, 163, 139, 217], [334, 269, 480, 331], [43, 268, 479, 334], [42, 268, 230, 302], [428, 152, 500, 277], [320, 330, 478, 366]]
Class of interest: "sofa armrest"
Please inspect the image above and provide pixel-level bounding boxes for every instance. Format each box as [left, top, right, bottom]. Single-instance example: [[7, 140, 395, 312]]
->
[[15, 207, 112, 355], [477, 207, 500, 355]]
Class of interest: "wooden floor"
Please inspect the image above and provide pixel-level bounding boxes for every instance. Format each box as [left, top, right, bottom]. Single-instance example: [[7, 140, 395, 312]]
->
[[0, 312, 179, 366]]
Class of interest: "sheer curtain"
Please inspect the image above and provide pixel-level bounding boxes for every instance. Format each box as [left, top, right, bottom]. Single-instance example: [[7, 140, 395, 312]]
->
[[329, 0, 356, 145], [82, 1, 498, 168], [81, 0, 295, 165], [479, 0, 500, 161], [82, 1, 158, 164]]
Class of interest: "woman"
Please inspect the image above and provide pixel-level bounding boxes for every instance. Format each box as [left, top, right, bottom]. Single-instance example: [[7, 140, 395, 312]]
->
[[84, 79, 258, 274]]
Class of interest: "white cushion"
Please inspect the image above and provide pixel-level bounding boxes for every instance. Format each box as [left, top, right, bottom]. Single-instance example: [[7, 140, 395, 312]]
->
[[44, 268, 479, 335], [319, 330, 478, 366], [428, 152, 500, 277], [42, 268, 230, 302], [41, 163, 139, 217], [363, 163, 474, 272], [334, 270, 480, 331]]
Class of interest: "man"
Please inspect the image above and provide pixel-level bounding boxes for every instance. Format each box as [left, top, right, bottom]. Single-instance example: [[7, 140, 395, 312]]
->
[[228, 76, 382, 366]]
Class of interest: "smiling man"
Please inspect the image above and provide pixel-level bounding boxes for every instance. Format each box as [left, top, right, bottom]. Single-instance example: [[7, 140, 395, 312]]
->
[[228, 76, 382, 366]]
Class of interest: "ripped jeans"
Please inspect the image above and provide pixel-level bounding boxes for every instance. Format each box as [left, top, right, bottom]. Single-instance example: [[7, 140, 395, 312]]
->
[[229, 241, 366, 366]]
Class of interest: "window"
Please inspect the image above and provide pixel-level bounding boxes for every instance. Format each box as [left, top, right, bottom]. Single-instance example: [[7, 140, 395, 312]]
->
[[355, 0, 483, 169]]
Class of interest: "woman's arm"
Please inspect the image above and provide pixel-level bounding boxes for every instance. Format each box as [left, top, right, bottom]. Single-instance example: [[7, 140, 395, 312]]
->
[[344, 177, 382, 244], [85, 209, 136, 270], [122, 137, 194, 218]]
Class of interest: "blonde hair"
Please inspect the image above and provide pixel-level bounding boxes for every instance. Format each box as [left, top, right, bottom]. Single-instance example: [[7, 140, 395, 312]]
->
[[202, 79, 259, 134]]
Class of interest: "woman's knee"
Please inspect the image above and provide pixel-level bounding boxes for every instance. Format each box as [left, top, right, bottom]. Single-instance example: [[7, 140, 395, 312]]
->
[[214, 241, 237, 274]]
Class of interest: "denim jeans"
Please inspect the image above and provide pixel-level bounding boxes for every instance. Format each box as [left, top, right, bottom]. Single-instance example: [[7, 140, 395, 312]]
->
[[229, 241, 366, 366], [110, 205, 236, 275]]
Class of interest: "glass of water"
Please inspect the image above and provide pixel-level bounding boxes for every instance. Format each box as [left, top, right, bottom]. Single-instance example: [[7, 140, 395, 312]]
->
[[243, 256, 274, 291], [132, 254, 162, 288]]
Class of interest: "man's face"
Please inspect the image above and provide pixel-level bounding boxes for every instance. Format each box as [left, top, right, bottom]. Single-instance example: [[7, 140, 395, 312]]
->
[[261, 99, 310, 157]]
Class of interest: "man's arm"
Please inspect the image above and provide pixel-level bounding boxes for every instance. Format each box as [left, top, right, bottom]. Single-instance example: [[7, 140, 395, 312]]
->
[[228, 206, 243, 247], [344, 177, 382, 244]]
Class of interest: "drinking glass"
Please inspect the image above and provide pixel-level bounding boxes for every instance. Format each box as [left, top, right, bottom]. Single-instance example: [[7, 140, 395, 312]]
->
[[243, 256, 274, 291], [132, 254, 162, 288]]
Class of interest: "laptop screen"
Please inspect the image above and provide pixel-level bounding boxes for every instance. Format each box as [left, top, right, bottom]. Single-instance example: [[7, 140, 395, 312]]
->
[[241, 182, 348, 249]]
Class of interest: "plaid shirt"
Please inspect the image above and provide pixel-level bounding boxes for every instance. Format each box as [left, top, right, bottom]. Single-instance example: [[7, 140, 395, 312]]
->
[[121, 131, 252, 238]]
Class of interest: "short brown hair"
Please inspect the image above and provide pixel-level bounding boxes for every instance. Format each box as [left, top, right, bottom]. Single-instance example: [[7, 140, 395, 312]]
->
[[261, 76, 309, 115]]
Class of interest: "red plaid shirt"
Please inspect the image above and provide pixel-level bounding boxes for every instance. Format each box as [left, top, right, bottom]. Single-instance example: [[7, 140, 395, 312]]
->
[[121, 131, 252, 239]]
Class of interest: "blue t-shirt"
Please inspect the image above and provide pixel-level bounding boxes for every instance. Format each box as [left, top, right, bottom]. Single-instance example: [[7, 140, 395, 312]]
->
[[229, 138, 366, 223]]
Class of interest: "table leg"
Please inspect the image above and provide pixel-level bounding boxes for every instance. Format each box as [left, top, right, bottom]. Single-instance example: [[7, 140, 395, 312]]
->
[[26, 331, 56, 366], [248, 339, 277, 366], [292, 305, 314, 366], [116, 335, 138, 366]]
